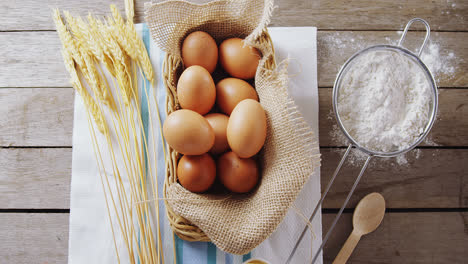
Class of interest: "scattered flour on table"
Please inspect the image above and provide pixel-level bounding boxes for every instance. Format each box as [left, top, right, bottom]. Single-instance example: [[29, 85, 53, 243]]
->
[[422, 134, 439, 146], [421, 42, 456, 82]]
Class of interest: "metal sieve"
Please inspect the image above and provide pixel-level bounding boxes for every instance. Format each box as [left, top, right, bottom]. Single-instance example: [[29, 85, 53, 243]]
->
[[287, 18, 438, 264]]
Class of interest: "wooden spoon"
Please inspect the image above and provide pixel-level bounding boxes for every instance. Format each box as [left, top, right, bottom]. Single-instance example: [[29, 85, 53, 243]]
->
[[332, 192, 386, 264]]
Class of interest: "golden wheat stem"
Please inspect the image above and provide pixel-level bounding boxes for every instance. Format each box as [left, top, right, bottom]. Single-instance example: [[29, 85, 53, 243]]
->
[[85, 109, 121, 264]]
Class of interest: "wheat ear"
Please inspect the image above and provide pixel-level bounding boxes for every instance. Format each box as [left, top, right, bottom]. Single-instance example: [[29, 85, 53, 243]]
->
[[98, 20, 133, 105], [64, 12, 117, 110], [62, 49, 107, 134], [85, 16, 116, 77], [110, 5, 138, 60], [125, 0, 135, 22], [53, 9, 107, 133], [125, 18, 154, 83]]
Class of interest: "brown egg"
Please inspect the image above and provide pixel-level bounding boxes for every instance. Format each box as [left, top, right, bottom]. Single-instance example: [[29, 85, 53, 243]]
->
[[217, 151, 259, 193], [177, 65, 216, 115], [163, 109, 215, 155], [177, 154, 216, 193], [205, 113, 230, 155], [227, 99, 267, 158], [182, 31, 218, 73], [216, 78, 259, 115], [219, 38, 261, 79]]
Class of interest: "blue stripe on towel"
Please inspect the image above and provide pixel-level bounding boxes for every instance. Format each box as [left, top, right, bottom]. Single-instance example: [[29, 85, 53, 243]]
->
[[175, 235, 184, 264], [207, 243, 217, 264], [242, 252, 251, 262]]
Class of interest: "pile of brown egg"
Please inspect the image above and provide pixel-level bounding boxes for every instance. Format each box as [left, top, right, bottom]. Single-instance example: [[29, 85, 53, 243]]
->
[[163, 31, 267, 194]]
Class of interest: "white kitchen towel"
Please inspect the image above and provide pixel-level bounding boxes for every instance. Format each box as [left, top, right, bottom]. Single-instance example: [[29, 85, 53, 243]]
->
[[68, 25, 321, 264]]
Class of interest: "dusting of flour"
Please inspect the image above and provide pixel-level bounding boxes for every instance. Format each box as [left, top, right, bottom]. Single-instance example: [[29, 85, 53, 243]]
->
[[421, 42, 456, 82], [337, 49, 432, 153]]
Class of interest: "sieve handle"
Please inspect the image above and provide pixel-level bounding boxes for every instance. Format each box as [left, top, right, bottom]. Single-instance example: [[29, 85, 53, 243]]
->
[[397, 18, 431, 57], [286, 145, 372, 264], [285, 144, 352, 264], [310, 155, 372, 264]]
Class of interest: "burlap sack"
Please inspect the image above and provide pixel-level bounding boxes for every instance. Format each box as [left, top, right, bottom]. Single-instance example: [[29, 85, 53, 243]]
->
[[145, 0, 320, 255]]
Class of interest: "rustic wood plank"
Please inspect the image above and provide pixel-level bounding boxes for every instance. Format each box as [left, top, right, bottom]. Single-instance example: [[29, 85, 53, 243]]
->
[[0, 31, 466, 88], [1, 0, 467, 31], [0, 88, 74, 146], [322, 212, 468, 263], [319, 88, 468, 147], [0, 213, 69, 264], [0, 0, 126, 31], [274, 0, 468, 31], [2, 88, 465, 147], [1, 148, 465, 209], [0, 32, 68, 88], [0, 148, 71, 209], [1, 212, 465, 263], [321, 148, 468, 209]]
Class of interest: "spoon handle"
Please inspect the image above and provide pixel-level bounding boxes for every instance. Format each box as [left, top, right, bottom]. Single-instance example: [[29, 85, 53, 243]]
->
[[332, 230, 361, 264]]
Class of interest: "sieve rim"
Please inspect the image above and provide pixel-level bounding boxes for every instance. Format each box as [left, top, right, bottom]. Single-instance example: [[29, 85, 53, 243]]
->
[[332, 44, 438, 157]]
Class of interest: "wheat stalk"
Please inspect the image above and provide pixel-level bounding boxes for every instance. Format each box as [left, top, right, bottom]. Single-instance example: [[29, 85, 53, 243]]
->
[[108, 4, 153, 83], [86, 16, 117, 77], [125, 0, 135, 22], [54, 10, 108, 134], [110, 5, 138, 60], [53, 3, 170, 263]]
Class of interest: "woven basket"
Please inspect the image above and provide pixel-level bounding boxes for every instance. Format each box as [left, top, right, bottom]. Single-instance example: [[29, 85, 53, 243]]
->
[[147, 0, 319, 254], [162, 30, 276, 242]]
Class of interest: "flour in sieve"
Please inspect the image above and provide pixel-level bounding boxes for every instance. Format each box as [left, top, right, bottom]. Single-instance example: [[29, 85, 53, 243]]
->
[[337, 49, 432, 152]]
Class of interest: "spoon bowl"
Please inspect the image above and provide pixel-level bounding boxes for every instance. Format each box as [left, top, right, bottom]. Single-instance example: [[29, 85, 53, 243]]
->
[[353, 192, 386, 236]]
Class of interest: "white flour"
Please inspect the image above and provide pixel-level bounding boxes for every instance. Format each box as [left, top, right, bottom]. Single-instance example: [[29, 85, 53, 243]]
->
[[337, 49, 432, 152], [421, 42, 456, 81]]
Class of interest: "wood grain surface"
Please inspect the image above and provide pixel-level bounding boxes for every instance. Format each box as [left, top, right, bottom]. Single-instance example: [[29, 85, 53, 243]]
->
[[1, 0, 467, 31], [0, 0, 466, 263], [1, 213, 69, 264], [2, 147, 465, 209], [2, 88, 465, 147], [322, 212, 468, 263], [0, 88, 74, 146], [1, 31, 467, 88], [0, 148, 71, 209], [2, 212, 466, 263]]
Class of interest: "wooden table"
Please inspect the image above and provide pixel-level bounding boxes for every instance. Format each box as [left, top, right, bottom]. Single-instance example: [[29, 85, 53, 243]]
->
[[1, 1, 467, 263]]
